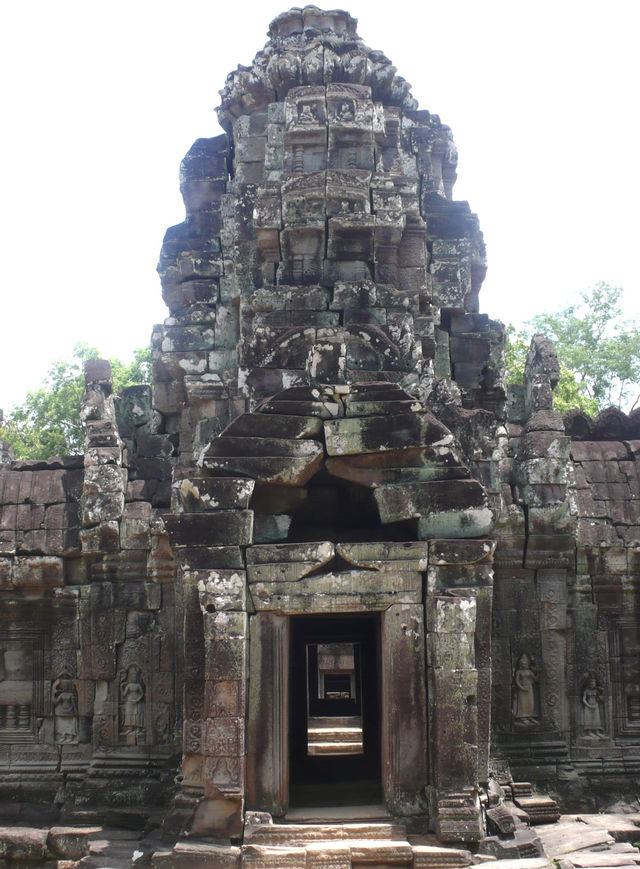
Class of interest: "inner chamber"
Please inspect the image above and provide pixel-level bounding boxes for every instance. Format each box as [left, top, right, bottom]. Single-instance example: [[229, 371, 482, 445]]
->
[[290, 614, 381, 807]]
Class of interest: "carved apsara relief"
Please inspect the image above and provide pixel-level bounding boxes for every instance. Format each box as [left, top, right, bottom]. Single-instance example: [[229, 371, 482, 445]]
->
[[119, 664, 146, 745], [512, 652, 540, 728], [580, 671, 606, 739], [52, 671, 78, 744]]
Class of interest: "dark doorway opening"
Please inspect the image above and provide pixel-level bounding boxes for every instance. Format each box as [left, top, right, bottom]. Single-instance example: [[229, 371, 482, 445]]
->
[[290, 613, 381, 807]]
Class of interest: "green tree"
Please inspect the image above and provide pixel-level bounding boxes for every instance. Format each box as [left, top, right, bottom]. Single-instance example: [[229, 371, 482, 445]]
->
[[504, 324, 529, 386], [0, 343, 151, 460], [506, 283, 640, 415]]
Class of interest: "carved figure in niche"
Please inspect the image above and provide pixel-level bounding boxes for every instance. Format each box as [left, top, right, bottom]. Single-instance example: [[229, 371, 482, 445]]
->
[[337, 100, 354, 121], [581, 672, 605, 738], [120, 664, 145, 743], [52, 671, 78, 744], [298, 103, 316, 124], [512, 652, 539, 726]]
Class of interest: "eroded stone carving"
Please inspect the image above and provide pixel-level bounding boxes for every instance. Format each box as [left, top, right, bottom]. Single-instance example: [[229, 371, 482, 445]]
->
[[119, 664, 146, 745], [512, 653, 539, 727], [581, 672, 605, 738], [52, 671, 78, 744], [3, 3, 640, 849]]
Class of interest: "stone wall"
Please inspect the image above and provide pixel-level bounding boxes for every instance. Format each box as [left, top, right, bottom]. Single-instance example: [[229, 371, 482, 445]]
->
[[0, 363, 180, 820], [0, 3, 639, 845]]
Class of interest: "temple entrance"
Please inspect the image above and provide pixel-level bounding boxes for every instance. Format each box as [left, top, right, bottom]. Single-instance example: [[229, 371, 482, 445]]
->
[[289, 614, 381, 807]]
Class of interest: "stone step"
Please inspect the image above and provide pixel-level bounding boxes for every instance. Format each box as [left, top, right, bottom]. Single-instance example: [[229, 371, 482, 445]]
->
[[151, 840, 242, 867], [411, 844, 474, 867], [306, 841, 352, 868], [308, 741, 364, 755], [284, 805, 389, 824], [242, 844, 307, 868], [308, 727, 363, 742], [349, 838, 413, 864], [241, 839, 414, 867], [245, 822, 407, 845], [308, 716, 362, 727]]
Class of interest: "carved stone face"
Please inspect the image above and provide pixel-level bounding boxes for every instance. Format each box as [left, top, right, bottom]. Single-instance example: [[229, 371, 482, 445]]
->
[[156, 5, 491, 465]]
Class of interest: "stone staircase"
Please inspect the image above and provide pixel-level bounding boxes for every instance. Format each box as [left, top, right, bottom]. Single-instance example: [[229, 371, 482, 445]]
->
[[307, 716, 364, 756], [241, 819, 474, 868]]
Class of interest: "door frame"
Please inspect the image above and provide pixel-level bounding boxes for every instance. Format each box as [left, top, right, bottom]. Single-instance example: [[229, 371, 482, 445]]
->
[[246, 596, 427, 817]]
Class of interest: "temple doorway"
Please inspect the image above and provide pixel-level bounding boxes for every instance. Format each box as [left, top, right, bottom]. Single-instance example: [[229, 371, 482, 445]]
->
[[289, 614, 381, 807]]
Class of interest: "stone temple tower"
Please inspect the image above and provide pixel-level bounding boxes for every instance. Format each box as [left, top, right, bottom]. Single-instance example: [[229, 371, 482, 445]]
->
[[156, 5, 503, 841], [6, 3, 640, 861]]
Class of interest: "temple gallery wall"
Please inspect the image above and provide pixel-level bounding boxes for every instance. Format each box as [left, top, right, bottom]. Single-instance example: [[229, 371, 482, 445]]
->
[[2, 4, 640, 854]]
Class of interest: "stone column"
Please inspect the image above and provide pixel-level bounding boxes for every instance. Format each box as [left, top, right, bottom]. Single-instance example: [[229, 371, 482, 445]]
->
[[426, 538, 494, 842], [196, 599, 248, 837], [164, 476, 254, 836], [537, 568, 569, 736], [381, 603, 428, 816], [246, 612, 289, 816]]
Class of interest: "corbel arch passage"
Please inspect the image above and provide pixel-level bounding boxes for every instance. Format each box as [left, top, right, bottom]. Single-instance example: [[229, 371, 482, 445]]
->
[[201, 381, 493, 545]]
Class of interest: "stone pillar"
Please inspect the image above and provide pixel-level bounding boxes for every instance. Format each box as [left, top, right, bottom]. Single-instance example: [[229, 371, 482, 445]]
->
[[246, 612, 289, 817], [426, 538, 494, 842], [197, 600, 248, 837], [164, 477, 253, 837], [381, 603, 428, 816], [537, 568, 569, 736], [79, 360, 126, 559]]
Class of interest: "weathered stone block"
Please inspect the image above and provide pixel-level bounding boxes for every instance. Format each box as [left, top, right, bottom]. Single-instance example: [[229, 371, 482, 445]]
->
[[418, 507, 494, 539], [12, 556, 64, 590], [82, 466, 127, 526], [205, 637, 247, 681], [203, 610, 248, 642], [427, 631, 475, 669], [427, 594, 477, 635], [191, 795, 244, 837], [173, 545, 244, 569], [0, 558, 11, 589], [248, 540, 333, 565], [0, 827, 48, 860], [375, 479, 487, 523], [46, 827, 97, 860], [203, 716, 245, 758], [164, 512, 254, 546], [205, 680, 246, 719], [203, 454, 323, 487], [250, 569, 421, 612], [153, 841, 241, 868], [429, 539, 494, 565], [324, 411, 451, 455], [172, 477, 255, 513], [224, 414, 323, 441], [196, 569, 248, 612], [79, 521, 120, 553]]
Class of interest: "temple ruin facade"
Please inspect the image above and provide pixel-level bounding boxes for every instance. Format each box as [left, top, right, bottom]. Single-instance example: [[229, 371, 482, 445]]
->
[[2, 6, 640, 863]]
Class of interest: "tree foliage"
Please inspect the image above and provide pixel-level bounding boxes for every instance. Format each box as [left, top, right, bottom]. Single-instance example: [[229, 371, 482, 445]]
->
[[506, 283, 640, 415], [0, 344, 151, 460]]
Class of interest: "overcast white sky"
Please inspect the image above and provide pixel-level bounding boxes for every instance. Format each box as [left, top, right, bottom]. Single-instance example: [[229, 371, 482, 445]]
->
[[1, 0, 638, 409]]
